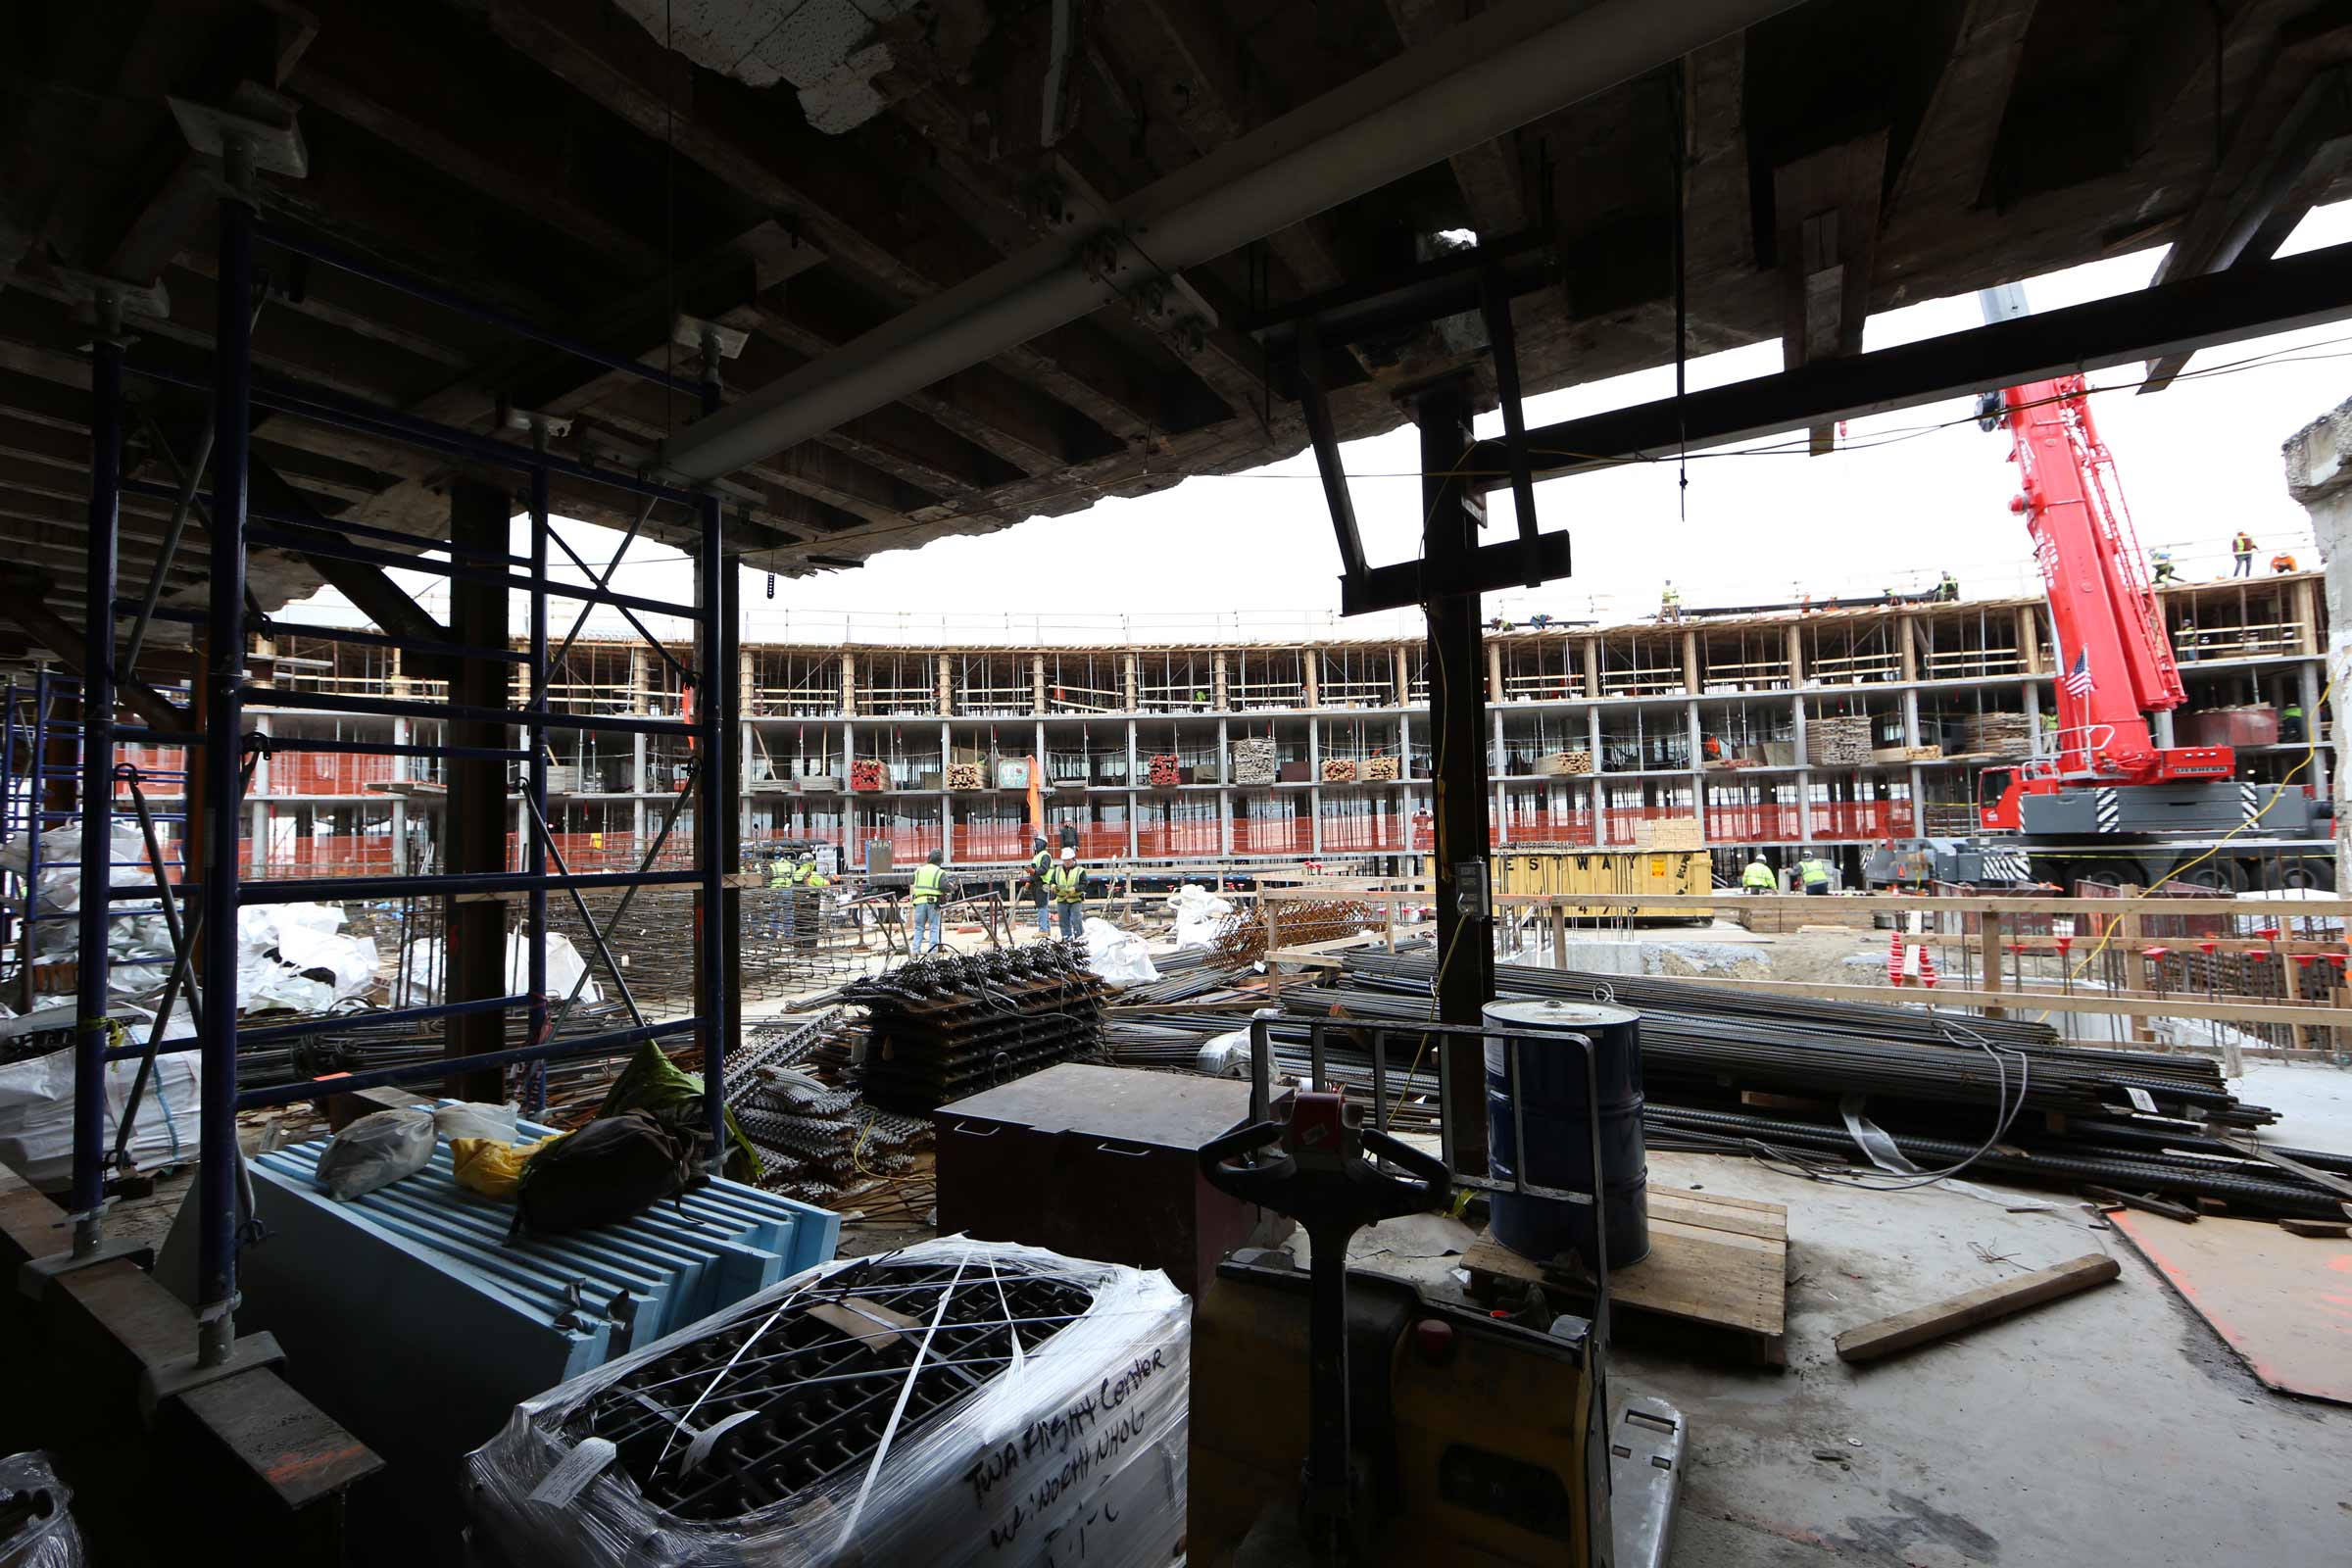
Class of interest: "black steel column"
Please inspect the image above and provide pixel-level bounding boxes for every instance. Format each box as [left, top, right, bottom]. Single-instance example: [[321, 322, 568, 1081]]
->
[[69, 310, 123, 1254], [197, 193, 252, 1360], [526, 440, 550, 1107], [445, 478, 510, 1104], [1414, 375, 1493, 1175], [693, 369, 736, 1162]]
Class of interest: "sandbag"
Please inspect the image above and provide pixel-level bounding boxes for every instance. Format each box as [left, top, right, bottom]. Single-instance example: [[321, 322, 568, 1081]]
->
[[507, 1111, 692, 1239], [450, 1133, 560, 1200], [315, 1107, 436, 1200]]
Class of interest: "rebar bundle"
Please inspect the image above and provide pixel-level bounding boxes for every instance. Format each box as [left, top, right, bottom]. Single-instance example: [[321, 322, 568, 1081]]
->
[[843, 943, 1106, 1111], [1212, 900, 1378, 965]]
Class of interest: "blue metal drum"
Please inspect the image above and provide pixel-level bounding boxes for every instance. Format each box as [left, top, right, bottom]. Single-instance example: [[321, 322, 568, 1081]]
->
[[1482, 997, 1649, 1268]]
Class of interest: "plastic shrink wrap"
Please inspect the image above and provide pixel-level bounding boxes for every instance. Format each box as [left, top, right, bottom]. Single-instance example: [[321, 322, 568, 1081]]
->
[[466, 1238, 1188, 1568]]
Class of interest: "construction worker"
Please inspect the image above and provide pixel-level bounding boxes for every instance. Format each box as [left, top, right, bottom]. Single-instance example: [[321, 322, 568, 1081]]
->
[[2039, 710, 2060, 754], [767, 852, 795, 889], [1045, 847, 1088, 942], [1935, 570, 1960, 602], [1025, 835, 1054, 937], [1797, 854, 1833, 896], [1528, 612, 1554, 629], [2281, 698, 2306, 745], [2272, 551, 2298, 574], [907, 849, 948, 955], [1741, 855, 1776, 894], [2150, 549, 2179, 585], [1660, 581, 1682, 622], [2231, 529, 2255, 577], [795, 852, 830, 890]]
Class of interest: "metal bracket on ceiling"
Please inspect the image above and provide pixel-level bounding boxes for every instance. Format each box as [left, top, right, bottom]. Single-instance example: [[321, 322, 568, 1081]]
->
[[41, 266, 170, 331], [169, 82, 310, 182], [672, 316, 748, 360], [1277, 235, 1569, 615]]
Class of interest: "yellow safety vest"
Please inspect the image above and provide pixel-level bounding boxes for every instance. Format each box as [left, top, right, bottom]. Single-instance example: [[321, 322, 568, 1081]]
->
[[1799, 859, 1831, 886], [911, 863, 946, 903], [1742, 862, 1774, 889], [1047, 863, 1087, 903]]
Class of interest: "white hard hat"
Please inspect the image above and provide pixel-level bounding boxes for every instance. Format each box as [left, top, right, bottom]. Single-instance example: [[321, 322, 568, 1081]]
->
[[1059, 847, 1076, 861]]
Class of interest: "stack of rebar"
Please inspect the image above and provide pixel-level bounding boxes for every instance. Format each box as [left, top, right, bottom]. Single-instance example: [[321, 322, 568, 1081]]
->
[[1093, 948, 2349, 1217], [843, 943, 1106, 1111], [1213, 900, 1377, 965]]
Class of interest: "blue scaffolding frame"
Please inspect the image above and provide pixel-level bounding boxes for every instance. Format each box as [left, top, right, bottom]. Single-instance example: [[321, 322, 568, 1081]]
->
[[46, 161, 742, 1377]]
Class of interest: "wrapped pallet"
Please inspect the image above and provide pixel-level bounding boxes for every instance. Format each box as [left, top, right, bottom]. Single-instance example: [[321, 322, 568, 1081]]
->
[[466, 1238, 1190, 1568]]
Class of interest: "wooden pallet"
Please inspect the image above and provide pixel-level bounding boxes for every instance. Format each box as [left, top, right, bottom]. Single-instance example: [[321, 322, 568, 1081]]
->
[[1462, 1187, 1789, 1364]]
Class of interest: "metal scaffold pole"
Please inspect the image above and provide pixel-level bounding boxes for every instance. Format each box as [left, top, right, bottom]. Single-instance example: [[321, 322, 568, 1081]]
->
[[196, 171, 253, 1366], [527, 427, 551, 1113], [694, 347, 737, 1162], [69, 299, 124, 1258]]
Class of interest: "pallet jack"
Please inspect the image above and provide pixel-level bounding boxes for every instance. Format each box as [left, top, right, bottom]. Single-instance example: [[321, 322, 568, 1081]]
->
[[1187, 1073, 1685, 1566]]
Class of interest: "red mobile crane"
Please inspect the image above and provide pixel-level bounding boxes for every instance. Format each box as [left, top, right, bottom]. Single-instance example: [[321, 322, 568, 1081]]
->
[[1868, 286, 2330, 891]]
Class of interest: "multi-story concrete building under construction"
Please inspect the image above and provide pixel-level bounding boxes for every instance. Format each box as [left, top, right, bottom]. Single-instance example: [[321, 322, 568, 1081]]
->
[[82, 571, 2325, 886]]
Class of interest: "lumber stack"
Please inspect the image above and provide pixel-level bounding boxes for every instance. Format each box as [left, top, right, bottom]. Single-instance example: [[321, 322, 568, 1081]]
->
[[1147, 753, 1183, 788], [1536, 750, 1593, 776], [1231, 736, 1279, 785], [945, 761, 986, 791], [1806, 715, 1873, 765], [850, 759, 887, 791], [1362, 754, 1399, 782], [1632, 816, 1705, 850], [1961, 712, 2034, 756], [1321, 758, 1357, 783]]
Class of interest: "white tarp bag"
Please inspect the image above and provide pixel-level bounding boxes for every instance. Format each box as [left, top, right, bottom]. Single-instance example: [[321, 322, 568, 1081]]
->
[[1168, 883, 1235, 950], [0, 1050, 200, 1189], [237, 903, 379, 1014], [393, 933, 602, 1006], [1081, 915, 1159, 987]]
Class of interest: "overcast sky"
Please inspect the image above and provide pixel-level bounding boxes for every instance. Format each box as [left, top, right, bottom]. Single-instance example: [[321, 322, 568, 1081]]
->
[[288, 201, 2352, 646]]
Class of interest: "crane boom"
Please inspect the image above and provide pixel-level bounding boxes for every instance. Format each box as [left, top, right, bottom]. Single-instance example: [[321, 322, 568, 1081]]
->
[[1976, 288, 2231, 823]]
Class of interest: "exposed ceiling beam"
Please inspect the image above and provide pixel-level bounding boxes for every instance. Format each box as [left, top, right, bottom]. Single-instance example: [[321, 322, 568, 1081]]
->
[[1470, 236, 2352, 483], [1772, 129, 1888, 454], [1382, 0, 1531, 236], [1882, 0, 2037, 239], [2141, 23, 2352, 392], [662, 0, 1809, 482]]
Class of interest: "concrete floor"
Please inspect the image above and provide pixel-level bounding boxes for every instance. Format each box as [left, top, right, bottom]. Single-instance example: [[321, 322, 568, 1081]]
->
[[1614, 1150, 2351, 1567]]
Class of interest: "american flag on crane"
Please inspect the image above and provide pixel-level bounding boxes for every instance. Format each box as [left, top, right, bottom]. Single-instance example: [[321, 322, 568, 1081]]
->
[[2061, 650, 2094, 698]]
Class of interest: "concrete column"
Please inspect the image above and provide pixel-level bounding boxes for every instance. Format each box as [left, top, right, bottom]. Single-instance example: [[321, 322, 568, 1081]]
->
[[1394, 643, 1410, 707], [1682, 630, 1699, 694], [1587, 707, 1602, 771], [2021, 683, 2041, 756], [841, 651, 857, 711], [2017, 606, 2041, 674], [1301, 649, 1319, 710], [1032, 653, 1048, 713], [2302, 660, 2329, 797], [1901, 688, 1921, 748], [1123, 652, 1140, 711], [390, 798, 409, 873], [1792, 692, 1811, 842], [937, 653, 953, 715], [1487, 640, 1503, 703], [1581, 635, 1599, 699], [1398, 712, 1412, 780], [1787, 622, 1805, 686], [2285, 401, 2352, 890], [1213, 651, 1230, 710], [1897, 612, 1918, 681], [249, 800, 268, 863]]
